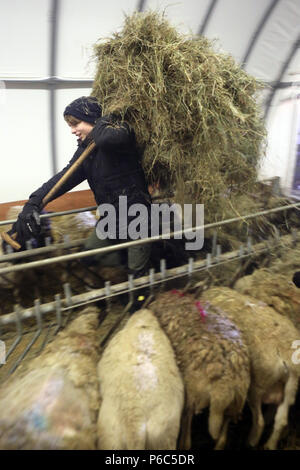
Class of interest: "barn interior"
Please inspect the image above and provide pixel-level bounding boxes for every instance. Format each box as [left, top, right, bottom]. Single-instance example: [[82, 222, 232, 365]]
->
[[1, 0, 300, 452]]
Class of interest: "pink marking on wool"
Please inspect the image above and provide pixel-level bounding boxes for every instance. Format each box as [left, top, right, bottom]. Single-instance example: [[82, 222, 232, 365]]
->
[[171, 289, 185, 297], [195, 301, 207, 322]]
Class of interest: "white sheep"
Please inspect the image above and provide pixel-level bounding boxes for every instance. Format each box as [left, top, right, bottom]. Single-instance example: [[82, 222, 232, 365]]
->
[[201, 287, 300, 450], [0, 307, 101, 450], [234, 268, 300, 329], [97, 308, 184, 450], [150, 290, 250, 450]]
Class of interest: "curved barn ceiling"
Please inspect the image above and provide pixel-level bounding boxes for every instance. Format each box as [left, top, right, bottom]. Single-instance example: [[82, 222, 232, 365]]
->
[[2, 0, 299, 100]]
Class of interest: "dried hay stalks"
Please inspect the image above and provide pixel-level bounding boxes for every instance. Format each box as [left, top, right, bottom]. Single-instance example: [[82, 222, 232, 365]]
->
[[92, 11, 266, 222], [50, 211, 97, 244], [205, 191, 300, 251], [267, 244, 300, 277]]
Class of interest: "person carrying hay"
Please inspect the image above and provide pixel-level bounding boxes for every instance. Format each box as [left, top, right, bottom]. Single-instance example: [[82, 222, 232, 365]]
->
[[4, 96, 152, 306]]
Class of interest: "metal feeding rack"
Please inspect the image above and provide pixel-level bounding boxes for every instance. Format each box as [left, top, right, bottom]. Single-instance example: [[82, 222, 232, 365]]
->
[[0, 198, 300, 383]]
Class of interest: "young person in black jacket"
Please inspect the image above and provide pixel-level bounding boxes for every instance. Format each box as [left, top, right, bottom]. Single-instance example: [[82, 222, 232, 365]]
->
[[6, 96, 152, 283]]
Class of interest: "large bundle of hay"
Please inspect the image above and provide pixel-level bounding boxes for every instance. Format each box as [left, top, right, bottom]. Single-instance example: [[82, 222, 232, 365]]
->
[[92, 11, 266, 222]]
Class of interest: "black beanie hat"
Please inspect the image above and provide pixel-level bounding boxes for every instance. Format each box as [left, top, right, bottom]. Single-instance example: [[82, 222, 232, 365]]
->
[[64, 96, 102, 124]]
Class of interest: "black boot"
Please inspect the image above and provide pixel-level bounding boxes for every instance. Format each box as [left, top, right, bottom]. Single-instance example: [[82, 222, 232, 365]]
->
[[126, 263, 150, 314], [127, 287, 151, 314]]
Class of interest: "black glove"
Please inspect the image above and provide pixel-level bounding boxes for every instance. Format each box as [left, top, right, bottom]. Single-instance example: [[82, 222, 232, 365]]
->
[[13, 203, 41, 248], [1, 203, 41, 254]]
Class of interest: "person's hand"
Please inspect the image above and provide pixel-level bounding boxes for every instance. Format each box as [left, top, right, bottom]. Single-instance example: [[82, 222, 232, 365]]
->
[[16, 208, 41, 240], [7, 204, 41, 250], [90, 115, 116, 147]]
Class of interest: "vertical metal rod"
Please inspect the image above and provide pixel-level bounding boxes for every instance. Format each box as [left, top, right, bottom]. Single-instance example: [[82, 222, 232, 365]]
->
[[247, 237, 252, 253], [124, 274, 134, 313], [45, 236, 52, 246], [264, 35, 300, 121], [7, 299, 43, 376], [53, 294, 63, 336], [198, 0, 219, 36], [212, 230, 217, 258], [1, 305, 23, 364], [291, 228, 298, 247], [105, 281, 112, 312], [63, 234, 71, 248], [26, 240, 33, 250], [64, 283, 73, 306], [63, 283, 73, 326], [184, 257, 194, 291], [49, 0, 59, 175], [144, 268, 155, 306], [159, 258, 167, 293], [137, 0, 147, 11], [216, 244, 221, 262], [206, 253, 211, 268], [5, 244, 13, 254], [241, 0, 280, 67]]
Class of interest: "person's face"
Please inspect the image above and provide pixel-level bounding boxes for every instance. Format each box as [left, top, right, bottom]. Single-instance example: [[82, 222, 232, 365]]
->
[[68, 120, 94, 141]]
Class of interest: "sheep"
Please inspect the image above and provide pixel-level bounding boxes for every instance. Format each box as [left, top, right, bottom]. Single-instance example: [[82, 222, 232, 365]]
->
[[234, 268, 300, 329], [50, 211, 97, 244], [201, 287, 300, 450], [0, 306, 101, 450], [149, 290, 251, 450], [96, 308, 184, 450]]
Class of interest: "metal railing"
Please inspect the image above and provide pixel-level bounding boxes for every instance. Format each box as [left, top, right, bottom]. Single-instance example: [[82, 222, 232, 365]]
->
[[0, 226, 298, 383], [1, 193, 300, 382]]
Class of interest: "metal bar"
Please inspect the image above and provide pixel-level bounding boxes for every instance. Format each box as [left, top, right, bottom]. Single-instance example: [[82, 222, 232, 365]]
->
[[2, 78, 93, 89], [4, 76, 298, 90], [6, 300, 43, 376], [1, 230, 296, 328], [0, 238, 84, 263], [212, 230, 217, 257], [49, 0, 59, 175], [242, 0, 280, 67], [137, 0, 147, 12], [50, 84, 57, 175], [0, 207, 97, 226], [52, 294, 63, 337], [198, 0, 219, 36], [124, 274, 135, 313], [5, 76, 290, 90], [264, 34, 300, 121], [63, 283, 74, 326], [0, 190, 172, 227], [1, 201, 300, 276], [1, 306, 23, 361]]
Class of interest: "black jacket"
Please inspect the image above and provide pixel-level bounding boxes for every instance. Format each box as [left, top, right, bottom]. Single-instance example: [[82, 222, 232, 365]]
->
[[28, 118, 150, 210]]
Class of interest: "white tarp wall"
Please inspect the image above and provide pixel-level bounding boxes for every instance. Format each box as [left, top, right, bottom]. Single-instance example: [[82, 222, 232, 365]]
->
[[259, 88, 300, 195], [1, 0, 300, 204]]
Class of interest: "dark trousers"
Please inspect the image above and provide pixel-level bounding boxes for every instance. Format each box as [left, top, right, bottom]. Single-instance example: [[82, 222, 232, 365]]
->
[[83, 228, 151, 275]]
